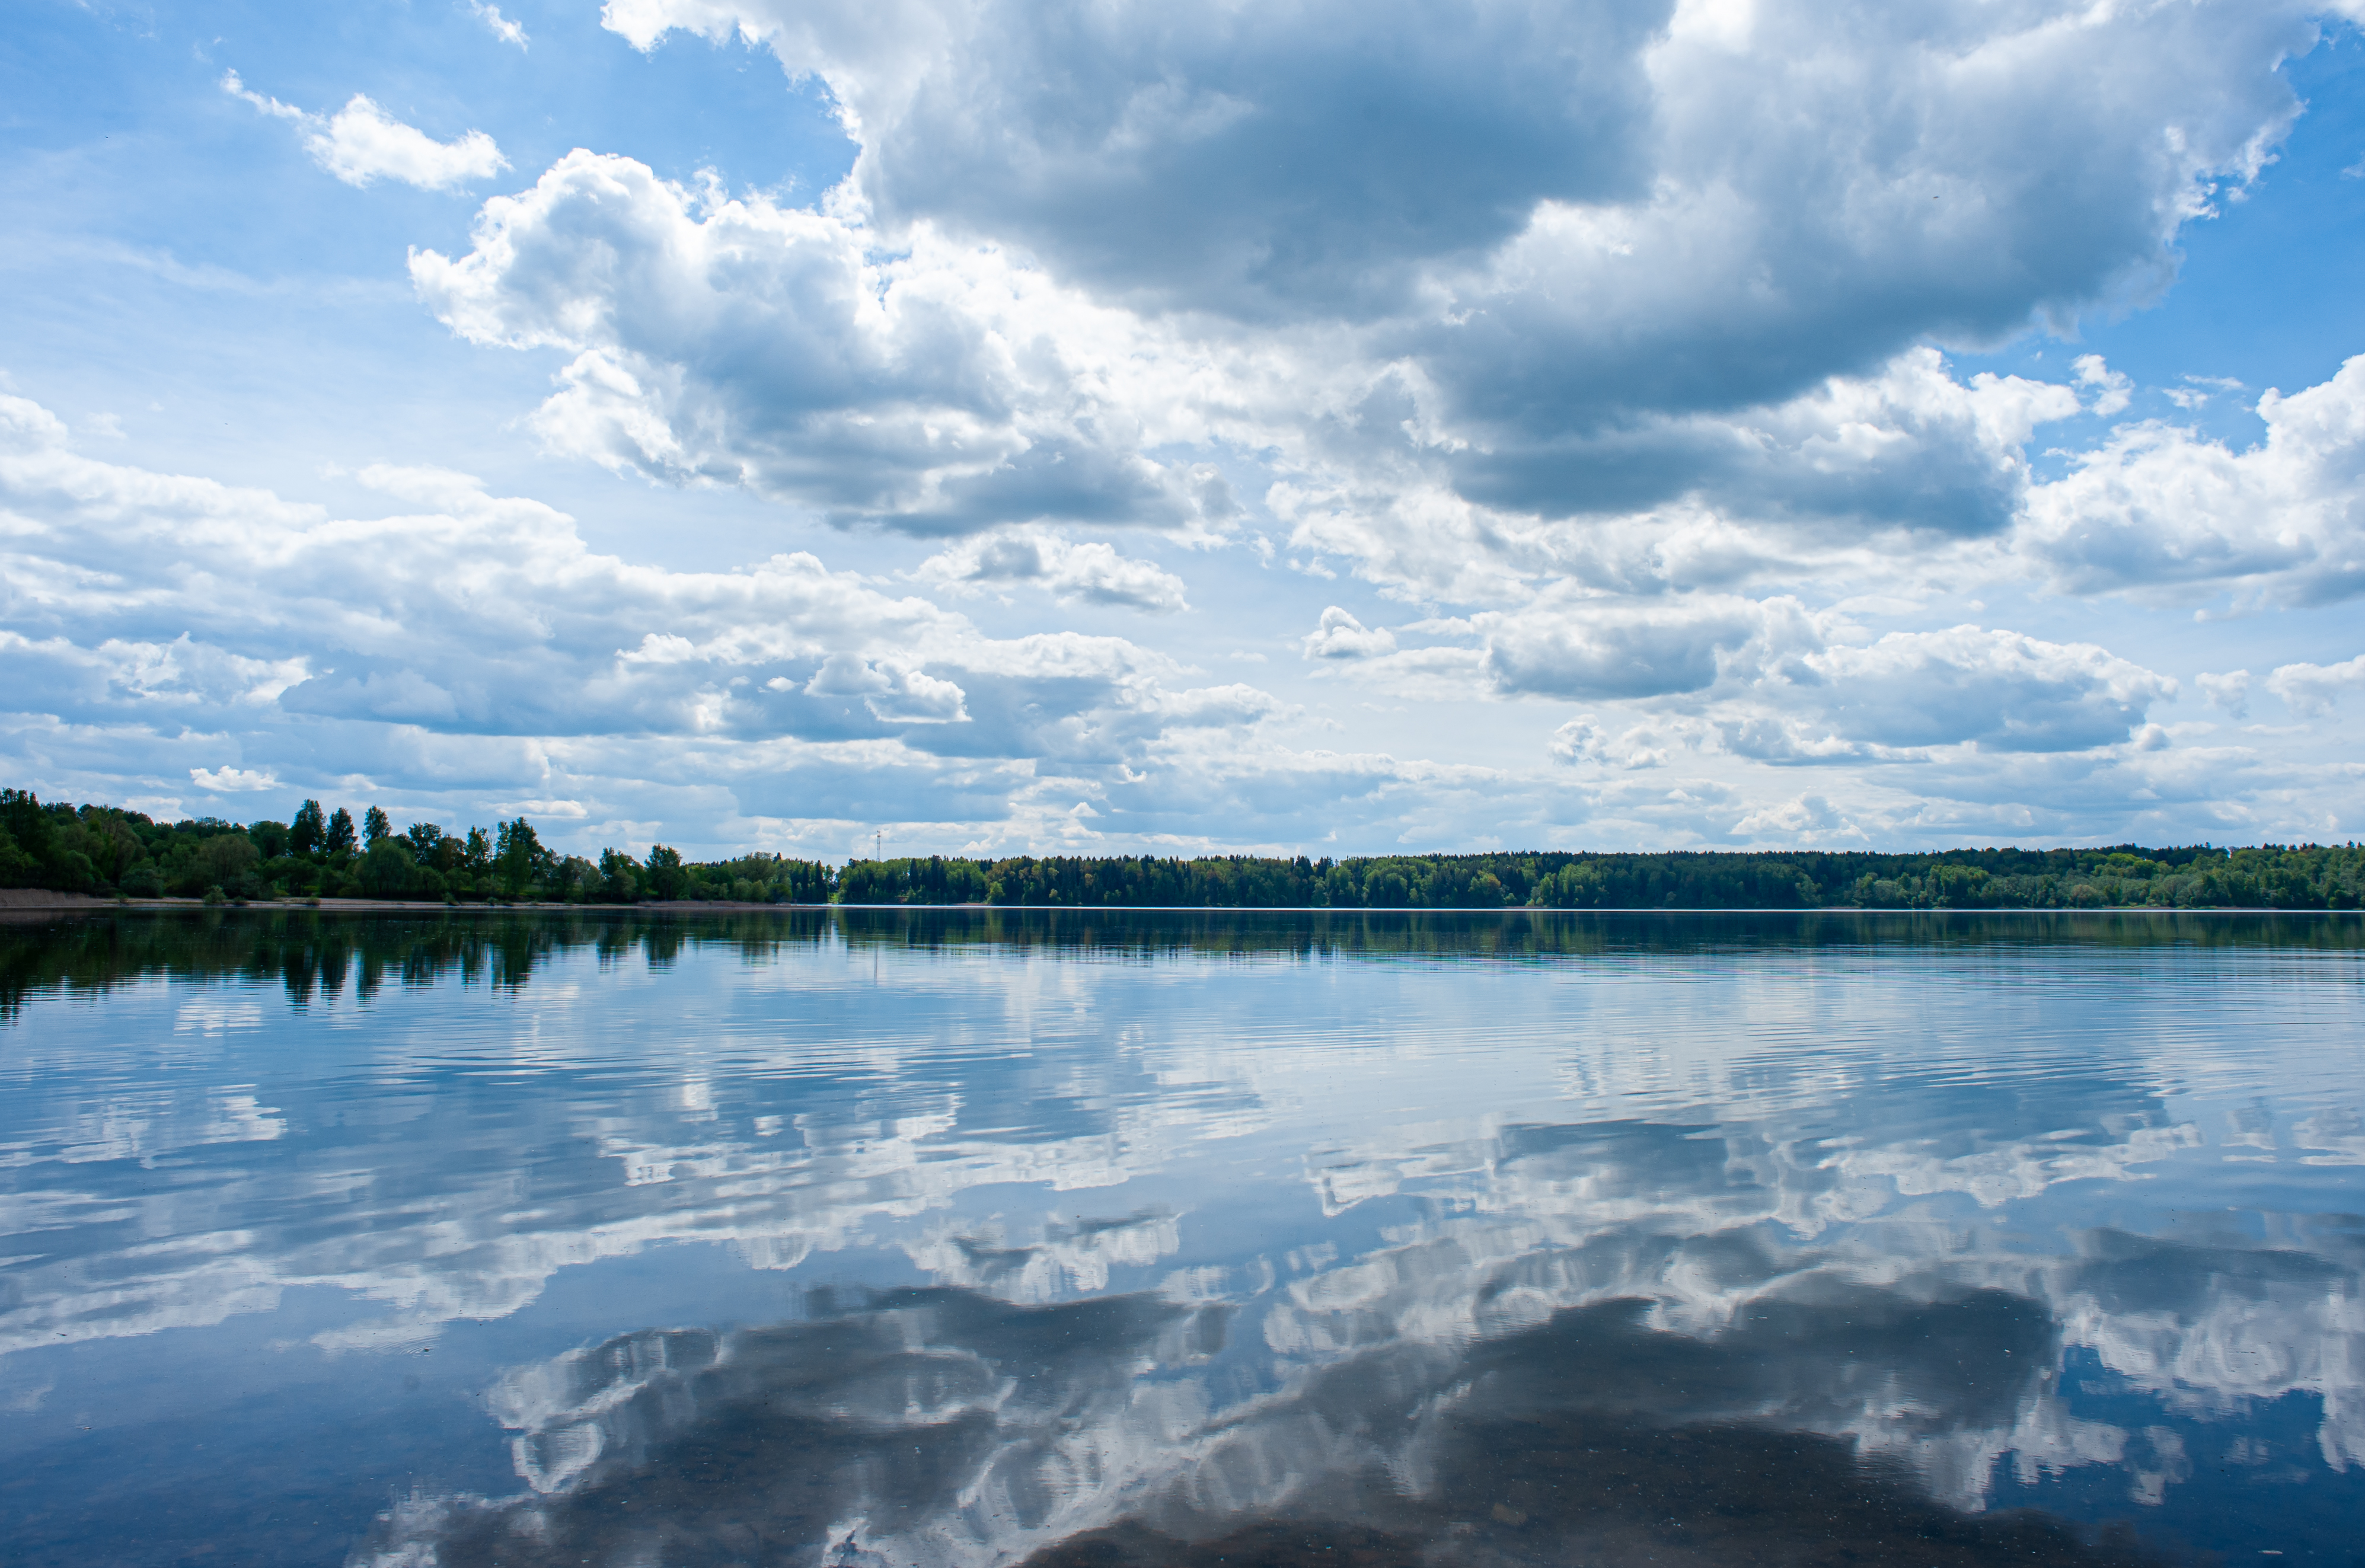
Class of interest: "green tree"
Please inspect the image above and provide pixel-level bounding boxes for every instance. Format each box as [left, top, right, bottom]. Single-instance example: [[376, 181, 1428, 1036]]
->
[[0, 799, 49, 884], [646, 845, 686, 900], [359, 836, 420, 898], [0, 789, 58, 887], [363, 806, 392, 846], [406, 822, 447, 864], [495, 817, 553, 896], [290, 800, 327, 857], [598, 848, 643, 903], [324, 807, 357, 857], [197, 834, 261, 899], [554, 855, 601, 902]]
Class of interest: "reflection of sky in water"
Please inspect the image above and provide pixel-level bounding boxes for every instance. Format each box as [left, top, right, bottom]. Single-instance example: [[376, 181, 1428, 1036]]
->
[[0, 911, 2360, 1566]]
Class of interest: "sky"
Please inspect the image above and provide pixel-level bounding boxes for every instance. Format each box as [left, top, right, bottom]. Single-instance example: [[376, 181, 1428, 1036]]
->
[[5, 0, 2365, 861]]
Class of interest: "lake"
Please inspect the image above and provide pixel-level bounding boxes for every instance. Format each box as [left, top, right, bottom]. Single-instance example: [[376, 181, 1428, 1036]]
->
[[1, 908, 2360, 1567]]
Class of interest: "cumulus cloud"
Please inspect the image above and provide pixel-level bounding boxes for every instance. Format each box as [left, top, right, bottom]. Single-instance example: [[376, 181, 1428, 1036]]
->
[[1776, 625, 2177, 756], [1477, 593, 1811, 701], [916, 530, 1188, 612], [2019, 355, 2365, 608], [39, 2, 2365, 848], [796, 653, 968, 722], [1271, 349, 2086, 611], [1466, 595, 2174, 760], [1548, 717, 1668, 771], [608, 0, 2310, 362], [222, 72, 507, 191], [1730, 793, 1854, 838], [2198, 669, 2253, 717], [0, 392, 1291, 839], [381, 1, 2341, 600], [2265, 653, 2365, 717], [2073, 354, 2134, 418], [5, 382, 2342, 850], [411, 152, 1237, 536], [602, 0, 1667, 320], [1301, 607, 1396, 660]]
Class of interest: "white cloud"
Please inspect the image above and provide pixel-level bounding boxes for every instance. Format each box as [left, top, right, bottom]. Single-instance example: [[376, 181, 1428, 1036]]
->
[[219, 69, 305, 124], [916, 530, 1188, 612], [606, 0, 2312, 366], [2018, 355, 2365, 608], [411, 2, 2337, 592], [800, 653, 969, 723], [411, 152, 1236, 536], [2074, 354, 2134, 418], [1300, 607, 1396, 661], [308, 98, 508, 190], [1730, 792, 1856, 839], [222, 72, 507, 191], [2265, 653, 2365, 718], [1548, 717, 1668, 771], [2197, 669, 2252, 717], [1789, 626, 2176, 756], [1411, 595, 2176, 762], [463, 0, 529, 49], [189, 766, 279, 793], [0, 392, 1301, 842], [28, 4, 2365, 850], [7, 379, 2349, 851], [1274, 349, 2085, 611], [1479, 593, 1811, 702]]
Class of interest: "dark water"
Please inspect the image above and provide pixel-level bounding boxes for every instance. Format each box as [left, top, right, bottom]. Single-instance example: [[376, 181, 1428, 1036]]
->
[[1, 909, 2361, 1568]]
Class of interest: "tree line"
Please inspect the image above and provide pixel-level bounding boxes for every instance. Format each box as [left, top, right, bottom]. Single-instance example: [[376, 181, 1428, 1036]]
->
[[0, 788, 787, 906], [4, 787, 2362, 910]]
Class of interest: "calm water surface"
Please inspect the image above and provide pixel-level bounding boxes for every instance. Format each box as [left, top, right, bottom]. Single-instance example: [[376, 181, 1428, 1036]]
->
[[1, 909, 2361, 1567]]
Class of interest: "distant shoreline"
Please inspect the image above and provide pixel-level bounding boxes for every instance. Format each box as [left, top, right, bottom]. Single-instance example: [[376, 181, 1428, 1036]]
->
[[5, 890, 2353, 918]]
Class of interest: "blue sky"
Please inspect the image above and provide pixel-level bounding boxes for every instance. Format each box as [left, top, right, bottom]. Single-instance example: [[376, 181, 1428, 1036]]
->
[[5, 0, 2365, 859]]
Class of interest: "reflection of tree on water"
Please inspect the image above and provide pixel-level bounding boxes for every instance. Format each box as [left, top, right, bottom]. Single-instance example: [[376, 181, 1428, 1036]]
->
[[364, 1285, 2163, 1568], [6, 906, 2360, 1020]]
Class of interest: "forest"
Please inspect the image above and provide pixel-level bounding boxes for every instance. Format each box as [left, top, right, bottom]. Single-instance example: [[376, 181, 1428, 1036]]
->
[[3, 787, 2361, 911]]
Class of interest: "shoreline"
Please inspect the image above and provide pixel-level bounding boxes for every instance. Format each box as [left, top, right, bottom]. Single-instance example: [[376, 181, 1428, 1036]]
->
[[1, 891, 2351, 917]]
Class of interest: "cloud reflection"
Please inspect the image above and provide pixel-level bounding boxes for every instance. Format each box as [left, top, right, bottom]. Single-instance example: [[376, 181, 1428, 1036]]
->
[[1, 912, 2359, 1564], [359, 1279, 2187, 1568]]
